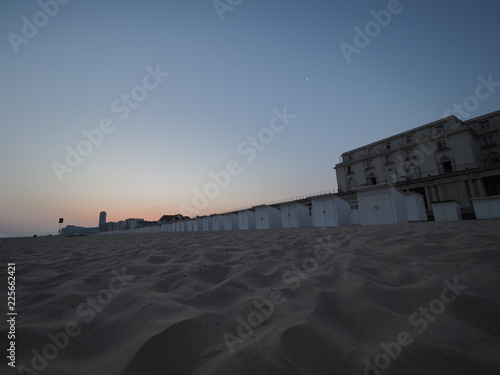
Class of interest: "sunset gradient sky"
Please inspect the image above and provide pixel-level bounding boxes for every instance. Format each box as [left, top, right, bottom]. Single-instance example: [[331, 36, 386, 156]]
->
[[1, 0, 499, 237]]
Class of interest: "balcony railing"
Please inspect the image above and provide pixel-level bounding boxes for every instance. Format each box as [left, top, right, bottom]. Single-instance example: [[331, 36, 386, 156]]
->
[[265, 190, 335, 206], [436, 147, 450, 153], [475, 125, 496, 134], [400, 160, 498, 181], [482, 142, 498, 149], [342, 160, 500, 192]]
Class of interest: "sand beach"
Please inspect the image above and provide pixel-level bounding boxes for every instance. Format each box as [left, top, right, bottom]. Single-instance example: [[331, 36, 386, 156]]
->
[[1, 220, 500, 375]]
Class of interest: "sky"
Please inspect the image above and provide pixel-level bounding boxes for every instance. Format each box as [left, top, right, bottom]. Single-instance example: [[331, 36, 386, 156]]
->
[[1, 0, 499, 237]]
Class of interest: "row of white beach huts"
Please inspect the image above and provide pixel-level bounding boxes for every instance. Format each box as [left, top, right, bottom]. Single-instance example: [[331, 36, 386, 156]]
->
[[102, 184, 499, 235]]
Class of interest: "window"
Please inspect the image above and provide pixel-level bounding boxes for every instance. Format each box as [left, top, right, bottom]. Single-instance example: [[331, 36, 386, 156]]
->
[[350, 204, 358, 210], [366, 160, 373, 169], [387, 169, 397, 183], [346, 166, 352, 174], [368, 173, 377, 185], [385, 142, 391, 150], [384, 154, 392, 163], [409, 165, 421, 179], [367, 148, 373, 155], [487, 153, 500, 165], [405, 149, 413, 159], [348, 154, 353, 161], [347, 178, 357, 190], [436, 140, 448, 151], [483, 135, 495, 147], [441, 156, 453, 173], [480, 120, 490, 130], [405, 135, 413, 144], [435, 125, 444, 134]]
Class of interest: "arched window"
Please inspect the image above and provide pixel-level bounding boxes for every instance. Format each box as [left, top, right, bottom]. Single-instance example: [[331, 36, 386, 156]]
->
[[487, 152, 499, 166], [368, 173, 377, 186], [347, 178, 357, 190], [387, 169, 397, 183], [408, 165, 421, 179], [441, 156, 453, 173]]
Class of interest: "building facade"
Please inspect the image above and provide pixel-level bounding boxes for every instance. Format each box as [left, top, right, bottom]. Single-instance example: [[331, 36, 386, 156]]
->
[[98, 211, 107, 232], [334, 110, 500, 218], [60, 225, 98, 236], [125, 218, 144, 230]]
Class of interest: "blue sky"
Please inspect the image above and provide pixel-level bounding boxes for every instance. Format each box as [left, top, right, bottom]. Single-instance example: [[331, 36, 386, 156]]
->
[[1, 0, 499, 237]]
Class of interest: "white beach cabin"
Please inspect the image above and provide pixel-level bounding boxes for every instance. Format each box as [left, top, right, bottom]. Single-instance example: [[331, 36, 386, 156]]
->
[[349, 201, 361, 225], [238, 210, 256, 230], [212, 215, 223, 231], [280, 202, 310, 228], [355, 184, 408, 225], [470, 195, 500, 219], [223, 213, 239, 230], [172, 221, 181, 232], [191, 218, 202, 232], [431, 201, 462, 221], [255, 205, 281, 229], [311, 196, 351, 227], [181, 220, 191, 232], [201, 216, 213, 231], [405, 192, 428, 221]]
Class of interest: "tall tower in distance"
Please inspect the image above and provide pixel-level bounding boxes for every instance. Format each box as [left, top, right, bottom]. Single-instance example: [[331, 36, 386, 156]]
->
[[99, 211, 107, 232]]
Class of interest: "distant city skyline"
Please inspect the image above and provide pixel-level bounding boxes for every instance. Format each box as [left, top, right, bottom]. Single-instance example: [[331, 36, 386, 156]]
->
[[1, 1, 499, 237]]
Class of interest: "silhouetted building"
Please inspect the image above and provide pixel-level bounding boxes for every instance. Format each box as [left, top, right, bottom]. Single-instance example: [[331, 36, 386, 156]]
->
[[125, 218, 144, 230], [60, 225, 98, 236], [99, 211, 107, 232], [158, 214, 184, 223]]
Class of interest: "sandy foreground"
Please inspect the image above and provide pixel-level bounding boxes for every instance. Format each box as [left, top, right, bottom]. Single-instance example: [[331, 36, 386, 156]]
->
[[1, 220, 500, 375]]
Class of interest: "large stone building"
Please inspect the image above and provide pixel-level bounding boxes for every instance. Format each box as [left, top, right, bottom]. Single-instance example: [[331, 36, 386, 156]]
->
[[334, 110, 500, 218]]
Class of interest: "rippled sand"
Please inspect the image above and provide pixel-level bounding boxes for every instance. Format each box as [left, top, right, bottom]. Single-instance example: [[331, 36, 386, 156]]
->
[[1, 220, 500, 375]]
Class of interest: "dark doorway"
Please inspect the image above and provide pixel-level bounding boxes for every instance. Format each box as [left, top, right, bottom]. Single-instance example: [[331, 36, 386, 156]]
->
[[483, 175, 500, 196], [441, 157, 453, 173]]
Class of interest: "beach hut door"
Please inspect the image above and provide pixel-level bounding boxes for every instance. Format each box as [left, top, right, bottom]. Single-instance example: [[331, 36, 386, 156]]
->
[[241, 214, 248, 229], [373, 194, 393, 224], [315, 199, 335, 226], [258, 211, 268, 228], [281, 206, 290, 228]]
